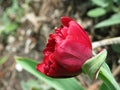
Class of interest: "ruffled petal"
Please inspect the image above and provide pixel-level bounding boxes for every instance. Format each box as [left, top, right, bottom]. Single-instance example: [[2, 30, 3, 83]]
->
[[54, 40, 92, 72], [61, 16, 72, 27], [67, 21, 92, 49]]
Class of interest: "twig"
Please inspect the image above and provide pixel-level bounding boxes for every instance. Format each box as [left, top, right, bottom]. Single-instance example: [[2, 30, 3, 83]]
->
[[92, 37, 120, 49]]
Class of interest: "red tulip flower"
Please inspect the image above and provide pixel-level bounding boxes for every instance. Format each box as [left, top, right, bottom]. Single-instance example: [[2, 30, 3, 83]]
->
[[36, 16, 92, 78]]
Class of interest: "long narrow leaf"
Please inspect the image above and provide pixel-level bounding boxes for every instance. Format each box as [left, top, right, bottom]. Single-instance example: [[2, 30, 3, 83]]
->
[[95, 13, 120, 28], [15, 57, 84, 90]]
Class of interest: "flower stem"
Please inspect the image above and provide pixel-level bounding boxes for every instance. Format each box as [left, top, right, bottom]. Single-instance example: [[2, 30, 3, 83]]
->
[[98, 63, 120, 90]]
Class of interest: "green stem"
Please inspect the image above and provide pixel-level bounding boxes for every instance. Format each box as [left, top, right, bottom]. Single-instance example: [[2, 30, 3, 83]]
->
[[98, 63, 120, 90]]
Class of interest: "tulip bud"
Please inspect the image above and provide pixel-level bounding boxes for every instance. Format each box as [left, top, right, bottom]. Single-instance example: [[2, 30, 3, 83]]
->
[[37, 16, 92, 78]]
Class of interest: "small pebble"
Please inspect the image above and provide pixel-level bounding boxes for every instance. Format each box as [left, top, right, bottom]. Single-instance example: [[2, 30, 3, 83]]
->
[[15, 63, 23, 72]]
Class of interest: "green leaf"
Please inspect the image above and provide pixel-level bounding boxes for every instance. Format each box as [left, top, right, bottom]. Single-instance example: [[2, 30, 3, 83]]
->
[[5, 23, 18, 32], [101, 63, 112, 75], [0, 56, 7, 65], [82, 50, 120, 90], [98, 63, 120, 90], [82, 49, 107, 80], [15, 57, 84, 90], [1, 12, 10, 24], [0, 23, 18, 34], [111, 44, 120, 53], [87, 8, 106, 18], [6, 0, 23, 21], [99, 83, 110, 90], [114, 0, 120, 6], [91, 0, 109, 7], [95, 13, 120, 28]]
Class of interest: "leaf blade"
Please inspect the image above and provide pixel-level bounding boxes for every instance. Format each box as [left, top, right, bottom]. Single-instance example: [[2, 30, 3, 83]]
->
[[95, 13, 120, 28], [15, 57, 84, 90], [87, 8, 106, 18]]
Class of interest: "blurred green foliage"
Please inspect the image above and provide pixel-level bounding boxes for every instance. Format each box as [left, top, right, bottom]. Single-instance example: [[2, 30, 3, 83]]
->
[[0, 56, 7, 65], [87, 8, 106, 17], [21, 79, 54, 90], [0, 0, 23, 35], [95, 13, 120, 28], [87, 0, 120, 28], [111, 44, 120, 53]]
